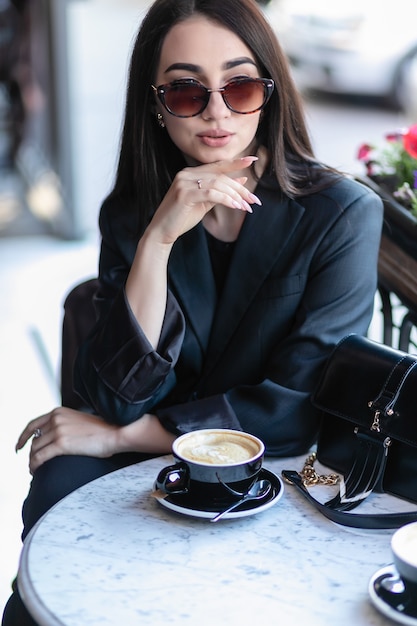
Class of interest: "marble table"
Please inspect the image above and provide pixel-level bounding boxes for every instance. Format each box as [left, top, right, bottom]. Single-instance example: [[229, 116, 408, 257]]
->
[[17, 454, 416, 625]]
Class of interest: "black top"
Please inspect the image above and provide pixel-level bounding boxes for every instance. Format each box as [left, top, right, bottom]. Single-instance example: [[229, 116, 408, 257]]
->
[[205, 229, 236, 295]]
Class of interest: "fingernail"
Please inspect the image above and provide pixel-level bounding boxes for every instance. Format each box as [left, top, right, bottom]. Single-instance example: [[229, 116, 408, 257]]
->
[[242, 200, 253, 213], [240, 156, 258, 162], [232, 200, 243, 209], [248, 193, 262, 206]]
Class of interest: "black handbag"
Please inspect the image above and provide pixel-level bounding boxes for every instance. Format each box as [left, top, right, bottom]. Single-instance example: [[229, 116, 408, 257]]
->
[[282, 334, 417, 529]]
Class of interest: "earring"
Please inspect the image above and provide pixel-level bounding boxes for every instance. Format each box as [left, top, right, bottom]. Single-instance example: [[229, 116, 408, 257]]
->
[[157, 113, 165, 128]]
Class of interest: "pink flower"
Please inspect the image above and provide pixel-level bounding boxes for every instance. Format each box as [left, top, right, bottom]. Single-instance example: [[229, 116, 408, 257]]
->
[[357, 143, 373, 161], [403, 124, 417, 159], [385, 131, 404, 142]]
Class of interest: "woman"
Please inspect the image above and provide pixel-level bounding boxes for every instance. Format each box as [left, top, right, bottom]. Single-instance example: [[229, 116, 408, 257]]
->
[[3, 1, 383, 622]]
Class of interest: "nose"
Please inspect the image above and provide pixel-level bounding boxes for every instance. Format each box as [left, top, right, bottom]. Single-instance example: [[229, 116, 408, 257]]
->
[[201, 90, 231, 120]]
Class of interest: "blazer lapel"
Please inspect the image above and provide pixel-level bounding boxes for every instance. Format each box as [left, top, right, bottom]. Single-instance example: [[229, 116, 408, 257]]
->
[[206, 186, 306, 368], [169, 225, 217, 353]]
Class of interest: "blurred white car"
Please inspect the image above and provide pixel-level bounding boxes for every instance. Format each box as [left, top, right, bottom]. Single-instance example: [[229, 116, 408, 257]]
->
[[270, 0, 417, 110]]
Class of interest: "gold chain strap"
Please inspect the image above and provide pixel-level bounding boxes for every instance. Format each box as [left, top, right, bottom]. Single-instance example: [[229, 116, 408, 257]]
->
[[299, 451, 340, 487]]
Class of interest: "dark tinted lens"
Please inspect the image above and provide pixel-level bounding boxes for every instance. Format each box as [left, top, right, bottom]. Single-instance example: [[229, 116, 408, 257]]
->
[[224, 80, 267, 113], [164, 83, 207, 117]]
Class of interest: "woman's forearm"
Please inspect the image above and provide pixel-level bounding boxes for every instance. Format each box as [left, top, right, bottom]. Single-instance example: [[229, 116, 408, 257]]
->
[[125, 231, 173, 349], [18, 409, 176, 474]]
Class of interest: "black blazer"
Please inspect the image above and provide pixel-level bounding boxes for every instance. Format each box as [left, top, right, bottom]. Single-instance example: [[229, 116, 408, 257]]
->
[[75, 174, 383, 456]]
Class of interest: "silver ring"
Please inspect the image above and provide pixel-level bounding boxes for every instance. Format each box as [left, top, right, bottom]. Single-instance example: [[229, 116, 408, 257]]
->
[[197, 179, 202, 189], [33, 428, 42, 439]]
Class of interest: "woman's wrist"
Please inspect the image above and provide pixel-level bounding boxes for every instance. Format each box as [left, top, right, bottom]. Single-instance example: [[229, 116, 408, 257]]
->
[[138, 228, 174, 262], [115, 414, 175, 455]]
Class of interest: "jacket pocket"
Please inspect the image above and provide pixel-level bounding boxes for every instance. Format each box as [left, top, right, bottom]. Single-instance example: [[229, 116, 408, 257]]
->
[[258, 274, 303, 300]]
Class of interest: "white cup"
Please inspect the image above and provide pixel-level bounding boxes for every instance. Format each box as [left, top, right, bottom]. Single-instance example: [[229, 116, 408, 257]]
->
[[391, 521, 417, 591]]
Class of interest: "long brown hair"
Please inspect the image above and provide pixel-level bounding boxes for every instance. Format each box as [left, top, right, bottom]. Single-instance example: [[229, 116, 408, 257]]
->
[[107, 0, 335, 234]]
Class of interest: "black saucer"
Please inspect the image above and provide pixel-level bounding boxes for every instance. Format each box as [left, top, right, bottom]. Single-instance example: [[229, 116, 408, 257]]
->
[[153, 467, 283, 520], [369, 564, 417, 625]]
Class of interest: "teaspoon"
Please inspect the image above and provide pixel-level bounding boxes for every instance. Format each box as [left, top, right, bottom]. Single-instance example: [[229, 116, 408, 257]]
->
[[210, 479, 272, 522]]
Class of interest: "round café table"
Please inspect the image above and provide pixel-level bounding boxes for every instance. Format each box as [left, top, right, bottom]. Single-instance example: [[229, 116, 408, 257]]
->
[[17, 454, 415, 625]]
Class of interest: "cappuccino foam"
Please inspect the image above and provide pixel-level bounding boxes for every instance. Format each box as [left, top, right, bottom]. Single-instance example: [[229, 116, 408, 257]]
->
[[178, 433, 259, 465]]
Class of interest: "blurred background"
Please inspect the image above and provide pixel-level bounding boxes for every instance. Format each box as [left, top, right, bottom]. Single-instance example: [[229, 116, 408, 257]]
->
[[1, 0, 416, 612]]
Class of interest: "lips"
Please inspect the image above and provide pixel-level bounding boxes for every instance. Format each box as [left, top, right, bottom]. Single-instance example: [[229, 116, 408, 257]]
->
[[197, 129, 233, 147], [197, 129, 232, 139]]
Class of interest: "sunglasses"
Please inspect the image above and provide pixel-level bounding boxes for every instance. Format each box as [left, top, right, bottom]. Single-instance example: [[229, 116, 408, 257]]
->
[[152, 77, 274, 118]]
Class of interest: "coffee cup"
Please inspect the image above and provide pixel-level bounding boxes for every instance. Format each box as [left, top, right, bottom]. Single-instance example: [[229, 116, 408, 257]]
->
[[155, 428, 265, 508], [391, 521, 417, 594]]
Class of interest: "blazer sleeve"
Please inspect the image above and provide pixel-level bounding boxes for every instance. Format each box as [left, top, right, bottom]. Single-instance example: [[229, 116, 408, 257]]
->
[[74, 198, 186, 423], [156, 185, 384, 456]]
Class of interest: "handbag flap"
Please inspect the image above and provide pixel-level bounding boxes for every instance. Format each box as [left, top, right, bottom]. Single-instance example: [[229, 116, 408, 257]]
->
[[311, 334, 417, 447]]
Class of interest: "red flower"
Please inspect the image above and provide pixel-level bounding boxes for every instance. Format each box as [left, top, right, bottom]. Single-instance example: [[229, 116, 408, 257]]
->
[[403, 124, 417, 159]]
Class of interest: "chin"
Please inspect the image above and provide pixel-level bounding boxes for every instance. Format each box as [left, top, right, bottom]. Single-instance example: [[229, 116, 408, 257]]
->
[[191, 148, 243, 165]]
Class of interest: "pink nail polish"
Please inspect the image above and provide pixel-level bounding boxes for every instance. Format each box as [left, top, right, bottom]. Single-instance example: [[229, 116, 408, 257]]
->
[[249, 193, 262, 206]]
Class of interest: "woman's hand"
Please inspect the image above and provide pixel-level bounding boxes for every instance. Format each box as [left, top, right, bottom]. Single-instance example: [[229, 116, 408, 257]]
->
[[16, 408, 120, 473], [16, 408, 176, 474], [148, 155, 262, 245]]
